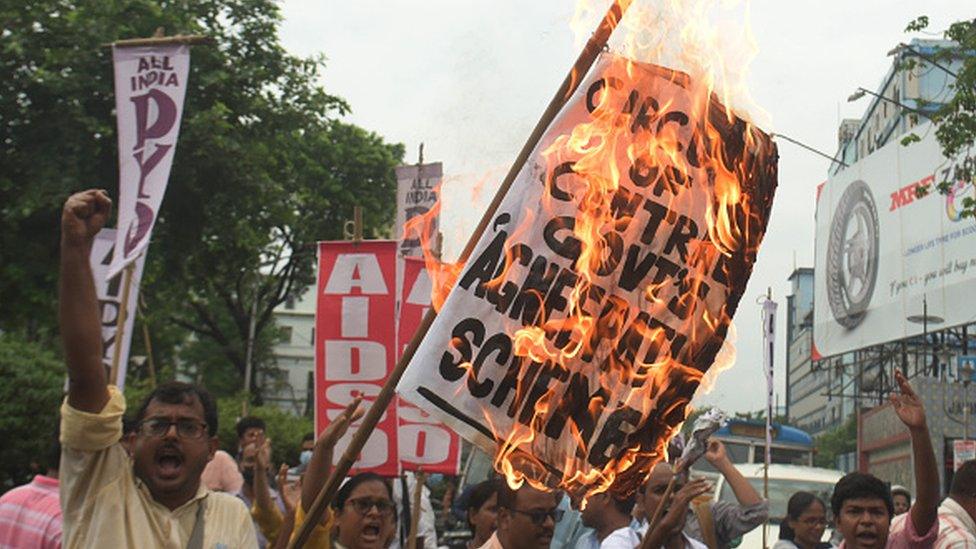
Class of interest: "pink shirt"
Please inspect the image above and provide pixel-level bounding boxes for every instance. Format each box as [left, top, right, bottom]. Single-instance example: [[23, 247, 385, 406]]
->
[[0, 475, 62, 549], [891, 498, 976, 549], [841, 508, 938, 549]]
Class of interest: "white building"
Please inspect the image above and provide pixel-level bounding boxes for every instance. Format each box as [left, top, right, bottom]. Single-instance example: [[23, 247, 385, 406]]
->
[[262, 286, 317, 414]]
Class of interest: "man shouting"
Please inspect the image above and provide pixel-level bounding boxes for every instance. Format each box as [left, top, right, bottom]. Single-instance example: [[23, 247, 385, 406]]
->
[[58, 189, 257, 548]]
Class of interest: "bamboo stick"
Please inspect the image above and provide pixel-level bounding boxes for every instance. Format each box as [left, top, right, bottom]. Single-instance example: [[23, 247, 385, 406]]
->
[[108, 263, 135, 386]]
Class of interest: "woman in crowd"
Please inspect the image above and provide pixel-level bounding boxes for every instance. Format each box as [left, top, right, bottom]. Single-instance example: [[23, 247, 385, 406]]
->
[[333, 472, 398, 549], [772, 492, 833, 549], [465, 479, 500, 549]]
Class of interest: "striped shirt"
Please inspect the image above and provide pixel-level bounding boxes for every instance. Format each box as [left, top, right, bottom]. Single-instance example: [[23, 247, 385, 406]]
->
[[0, 475, 63, 549], [890, 499, 976, 548]]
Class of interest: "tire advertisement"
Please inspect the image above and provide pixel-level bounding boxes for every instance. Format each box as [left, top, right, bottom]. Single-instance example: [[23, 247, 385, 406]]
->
[[814, 122, 976, 358]]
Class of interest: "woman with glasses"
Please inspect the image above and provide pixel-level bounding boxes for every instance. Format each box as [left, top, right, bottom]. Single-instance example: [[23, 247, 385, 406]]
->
[[333, 473, 398, 549], [773, 492, 833, 549]]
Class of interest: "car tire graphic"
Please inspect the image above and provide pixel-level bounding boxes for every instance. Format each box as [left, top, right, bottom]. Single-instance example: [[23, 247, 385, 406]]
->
[[826, 180, 879, 329]]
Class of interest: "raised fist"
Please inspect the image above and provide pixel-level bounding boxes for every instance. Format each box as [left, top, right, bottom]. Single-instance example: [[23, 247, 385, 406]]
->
[[62, 189, 112, 248]]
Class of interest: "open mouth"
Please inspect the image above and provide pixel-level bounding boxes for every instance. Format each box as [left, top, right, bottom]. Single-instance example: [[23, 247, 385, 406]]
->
[[855, 532, 879, 546], [361, 523, 381, 542], [155, 447, 184, 479]]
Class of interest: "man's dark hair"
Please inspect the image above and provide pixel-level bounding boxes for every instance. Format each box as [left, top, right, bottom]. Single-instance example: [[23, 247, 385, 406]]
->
[[609, 492, 636, 515], [334, 472, 394, 510], [465, 479, 501, 526], [302, 432, 315, 443], [950, 460, 976, 497], [132, 381, 218, 436], [496, 480, 518, 510], [236, 416, 266, 440], [831, 472, 893, 517]]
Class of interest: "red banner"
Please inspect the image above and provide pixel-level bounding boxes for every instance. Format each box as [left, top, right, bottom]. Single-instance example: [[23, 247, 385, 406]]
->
[[315, 241, 399, 476], [397, 257, 462, 474]]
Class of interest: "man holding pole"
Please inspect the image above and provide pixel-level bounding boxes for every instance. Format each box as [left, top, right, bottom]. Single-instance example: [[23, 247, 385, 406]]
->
[[640, 441, 766, 549], [58, 189, 257, 548]]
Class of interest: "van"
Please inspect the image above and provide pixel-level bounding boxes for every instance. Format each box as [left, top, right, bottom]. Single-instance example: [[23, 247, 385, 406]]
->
[[698, 463, 844, 548]]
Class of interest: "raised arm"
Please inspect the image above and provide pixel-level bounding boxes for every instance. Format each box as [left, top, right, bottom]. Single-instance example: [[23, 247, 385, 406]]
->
[[705, 440, 762, 506], [301, 397, 363, 513], [891, 370, 938, 535], [253, 440, 280, 517], [60, 189, 112, 413]]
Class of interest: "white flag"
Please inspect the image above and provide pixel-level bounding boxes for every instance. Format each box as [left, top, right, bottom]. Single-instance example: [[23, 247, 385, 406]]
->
[[108, 44, 190, 278], [91, 228, 147, 389], [762, 298, 777, 466]]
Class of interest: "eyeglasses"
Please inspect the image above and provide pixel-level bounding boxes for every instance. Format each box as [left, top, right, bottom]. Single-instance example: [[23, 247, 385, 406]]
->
[[798, 517, 828, 527], [138, 418, 209, 439], [512, 508, 564, 526], [345, 497, 396, 518]]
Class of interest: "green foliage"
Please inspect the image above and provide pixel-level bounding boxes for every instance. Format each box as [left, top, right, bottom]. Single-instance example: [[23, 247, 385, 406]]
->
[[813, 415, 857, 469], [0, 333, 64, 491], [0, 0, 404, 400], [215, 395, 313, 467], [898, 16, 976, 219]]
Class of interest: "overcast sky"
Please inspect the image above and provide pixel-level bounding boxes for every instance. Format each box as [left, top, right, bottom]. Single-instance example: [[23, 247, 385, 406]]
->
[[279, 1, 973, 414]]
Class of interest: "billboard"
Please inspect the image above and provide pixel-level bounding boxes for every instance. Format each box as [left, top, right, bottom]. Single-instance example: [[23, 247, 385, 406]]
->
[[814, 123, 976, 358]]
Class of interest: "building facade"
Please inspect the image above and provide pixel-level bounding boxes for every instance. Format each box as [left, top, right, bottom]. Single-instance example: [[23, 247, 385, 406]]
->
[[786, 268, 855, 437], [830, 38, 963, 175], [262, 287, 317, 414]]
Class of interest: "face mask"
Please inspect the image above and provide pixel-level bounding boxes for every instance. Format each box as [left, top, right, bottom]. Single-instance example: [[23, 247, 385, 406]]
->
[[242, 469, 255, 485], [300, 450, 313, 465]]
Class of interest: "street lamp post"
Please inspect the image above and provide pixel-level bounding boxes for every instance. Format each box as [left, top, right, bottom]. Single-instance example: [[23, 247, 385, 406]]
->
[[847, 87, 933, 120]]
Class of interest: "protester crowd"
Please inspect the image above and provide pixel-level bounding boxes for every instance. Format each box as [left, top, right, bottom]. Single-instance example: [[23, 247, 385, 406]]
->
[[2, 191, 976, 547]]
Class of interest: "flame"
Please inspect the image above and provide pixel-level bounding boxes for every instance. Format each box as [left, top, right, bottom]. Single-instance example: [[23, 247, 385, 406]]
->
[[414, 0, 775, 503]]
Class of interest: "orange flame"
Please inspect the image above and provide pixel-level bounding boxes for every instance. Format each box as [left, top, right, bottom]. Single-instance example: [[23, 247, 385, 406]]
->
[[414, 0, 776, 503]]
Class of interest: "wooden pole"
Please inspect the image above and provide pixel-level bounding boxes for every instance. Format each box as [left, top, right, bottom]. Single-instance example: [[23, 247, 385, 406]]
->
[[406, 470, 427, 549], [103, 27, 212, 48], [108, 263, 135, 386], [288, 2, 632, 546]]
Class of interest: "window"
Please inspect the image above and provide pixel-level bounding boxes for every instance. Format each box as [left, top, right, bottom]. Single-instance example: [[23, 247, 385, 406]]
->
[[285, 296, 296, 310], [310, 327, 315, 346], [280, 326, 293, 344]]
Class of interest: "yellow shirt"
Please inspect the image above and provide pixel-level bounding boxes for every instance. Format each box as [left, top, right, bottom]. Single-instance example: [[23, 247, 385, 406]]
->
[[59, 386, 259, 548], [290, 503, 333, 548]]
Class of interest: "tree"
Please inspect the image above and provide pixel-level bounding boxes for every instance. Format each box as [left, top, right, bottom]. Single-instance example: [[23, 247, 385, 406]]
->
[[0, 333, 64, 491], [0, 0, 404, 400], [900, 16, 976, 219], [813, 415, 856, 469]]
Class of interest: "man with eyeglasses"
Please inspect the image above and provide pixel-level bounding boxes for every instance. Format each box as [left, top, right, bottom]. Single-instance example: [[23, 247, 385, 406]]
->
[[58, 189, 257, 548], [480, 482, 563, 549]]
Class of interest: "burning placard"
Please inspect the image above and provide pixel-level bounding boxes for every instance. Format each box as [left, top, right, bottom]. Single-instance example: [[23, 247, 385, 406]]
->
[[399, 52, 776, 498]]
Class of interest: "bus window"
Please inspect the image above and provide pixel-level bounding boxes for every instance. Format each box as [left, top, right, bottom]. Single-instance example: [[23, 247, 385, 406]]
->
[[756, 447, 811, 466]]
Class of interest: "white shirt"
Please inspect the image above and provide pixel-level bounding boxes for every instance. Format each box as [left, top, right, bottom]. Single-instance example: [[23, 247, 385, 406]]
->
[[635, 522, 708, 549], [576, 525, 642, 549], [390, 472, 438, 549]]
